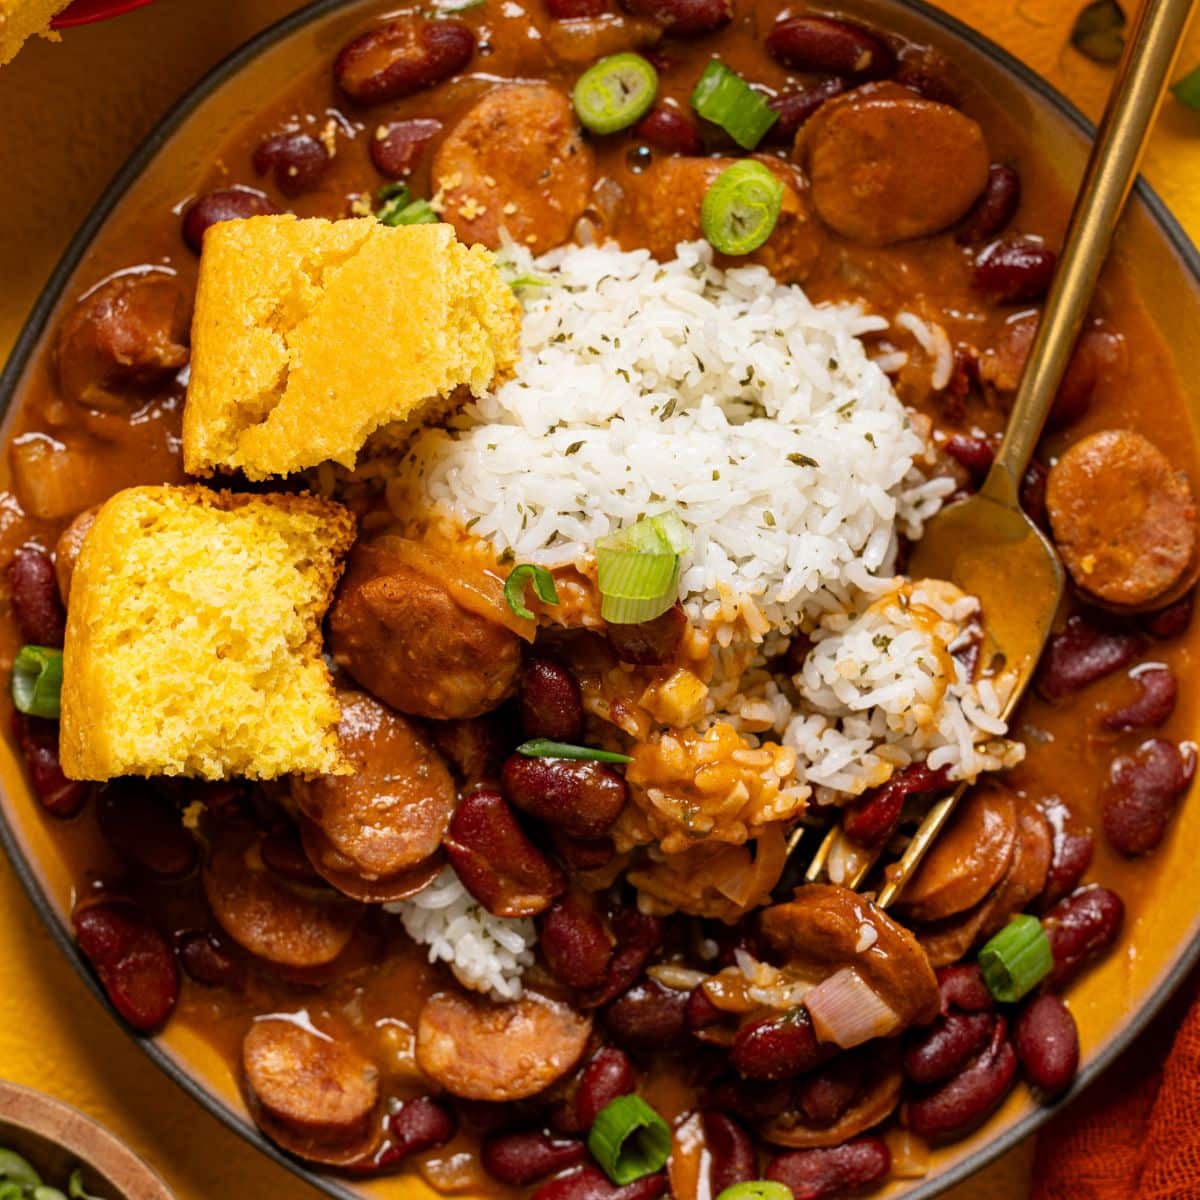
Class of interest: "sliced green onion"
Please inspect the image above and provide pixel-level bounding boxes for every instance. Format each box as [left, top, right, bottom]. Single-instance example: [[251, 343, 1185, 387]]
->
[[1172, 64, 1200, 111], [517, 738, 633, 763], [33, 1189, 67, 1200], [587, 1094, 672, 1185], [376, 183, 439, 226], [690, 60, 779, 150], [701, 160, 784, 258], [0, 1150, 41, 1187], [1070, 0, 1126, 64], [504, 563, 560, 620], [11, 645, 63, 719], [67, 1171, 102, 1200], [0, 1186, 24, 1200], [716, 1184, 794, 1200], [596, 511, 690, 625], [573, 53, 659, 135], [979, 914, 1053, 1003]]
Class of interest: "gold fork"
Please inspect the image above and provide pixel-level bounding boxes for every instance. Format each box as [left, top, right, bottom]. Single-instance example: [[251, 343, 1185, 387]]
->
[[803, 0, 1195, 909]]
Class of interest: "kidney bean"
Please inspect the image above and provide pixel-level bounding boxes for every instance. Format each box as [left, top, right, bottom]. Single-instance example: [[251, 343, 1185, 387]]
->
[[1145, 590, 1194, 639], [766, 15, 895, 78], [334, 17, 475, 105], [764, 79, 845, 144], [551, 831, 617, 871], [1036, 796, 1095, 912], [533, 1166, 667, 1200], [603, 979, 689, 1051], [74, 899, 179, 1032], [620, 0, 731, 36], [370, 117, 442, 179], [483, 1131, 586, 1186], [8, 545, 66, 646], [260, 826, 323, 886], [972, 236, 1057, 304], [731, 1008, 824, 1081], [702, 1111, 755, 1194], [96, 782, 197, 879], [1043, 885, 1124, 991], [904, 1011, 995, 1087], [547, 0, 610, 14], [1037, 614, 1145, 701], [894, 53, 960, 105], [1050, 325, 1123, 430], [445, 788, 565, 917], [584, 908, 663, 1007], [944, 433, 995, 487], [634, 107, 702, 155], [685, 984, 725, 1039], [606, 602, 686, 666], [842, 762, 949, 848], [956, 164, 1021, 245], [390, 1096, 457, 1157], [182, 188, 277, 254], [795, 1053, 867, 1125], [576, 1048, 638, 1128], [704, 1076, 793, 1124], [175, 929, 243, 990], [252, 132, 331, 197], [936, 963, 995, 1015], [906, 1017, 1018, 1142], [765, 1139, 891, 1200], [541, 891, 613, 990], [1102, 738, 1194, 856], [1100, 664, 1178, 731], [11, 712, 87, 818], [502, 755, 627, 839], [521, 658, 585, 743], [1015, 994, 1079, 1096]]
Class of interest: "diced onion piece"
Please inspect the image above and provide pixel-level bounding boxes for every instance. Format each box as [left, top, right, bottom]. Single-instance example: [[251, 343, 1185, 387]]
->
[[803, 966, 902, 1048], [588, 1094, 673, 1185], [11, 645, 63, 719], [701, 161, 785, 257], [573, 53, 659, 135], [596, 512, 691, 625], [978, 914, 1053, 1003], [690, 60, 779, 150]]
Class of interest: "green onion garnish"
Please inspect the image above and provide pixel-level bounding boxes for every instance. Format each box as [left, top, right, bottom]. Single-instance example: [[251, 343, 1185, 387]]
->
[[716, 1185, 795, 1200], [1173, 65, 1200, 111], [978, 914, 1054, 1003], [690, 60, 779, 150], [587, 1094, 672, 1185], [11, 645, 63, 719], [573, 53, 659, 135], [68, 1171, 102, 1200], [595, 511, 690, 625], [701, 160, 784, 258], [504, 563, 560, 621], [517, 739, 633, 764], [1070, 0, 1126, 65], [0, 1150, 41, 1188], [376, 183, 440, 226]]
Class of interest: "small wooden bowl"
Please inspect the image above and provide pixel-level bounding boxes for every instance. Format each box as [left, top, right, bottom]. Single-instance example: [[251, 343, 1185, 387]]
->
[[0, 1082, 172, 1200]]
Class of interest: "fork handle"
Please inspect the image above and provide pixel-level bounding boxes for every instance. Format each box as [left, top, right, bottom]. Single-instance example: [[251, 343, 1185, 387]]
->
[[984, 0, 1195, 506]]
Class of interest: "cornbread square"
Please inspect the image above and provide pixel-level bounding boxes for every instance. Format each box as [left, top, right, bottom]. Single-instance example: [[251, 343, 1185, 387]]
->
[[183, 217, 521, 480], [59, 485, 355, 781], [0, 0, 67, 66]]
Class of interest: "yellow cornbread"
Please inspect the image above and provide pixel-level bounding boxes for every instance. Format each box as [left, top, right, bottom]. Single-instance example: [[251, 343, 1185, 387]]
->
[[182, 217, 521, 480], [0, 0, 67, 67], [60, 485, 355, 781]]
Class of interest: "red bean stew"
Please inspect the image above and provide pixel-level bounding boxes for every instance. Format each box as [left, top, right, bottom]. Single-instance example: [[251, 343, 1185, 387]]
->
[[3, 2, 1199, 1198]]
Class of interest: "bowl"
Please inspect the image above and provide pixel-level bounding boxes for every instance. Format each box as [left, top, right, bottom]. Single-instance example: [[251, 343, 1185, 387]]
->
[[0, 1, 1198, 1197], [0, 1080, 173, 1200]]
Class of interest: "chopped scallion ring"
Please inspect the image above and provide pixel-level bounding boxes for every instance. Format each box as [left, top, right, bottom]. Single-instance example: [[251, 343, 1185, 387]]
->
[[690, 60, 778, 150], [716, 1184, 795, 1200], [1070, 0, 1126, 65], [701, 160, 785, 257], [504, 564, 560, 620], [573, 54, 659, 135], [68, 1170, 103, 1200], [978, 914, 1053, 1003], [596, 511, 690, 625], [587, 1094, 672, 1185], [517, 739, 633, 764], [1173, 64, 1200, 111], [0, 1149, 42, 1188], [11, 645, 63, 720], [376, 183, 440, 226]]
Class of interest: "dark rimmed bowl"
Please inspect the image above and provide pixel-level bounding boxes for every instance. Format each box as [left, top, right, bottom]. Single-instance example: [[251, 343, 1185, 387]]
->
[[1, 1, 1198, 1197]]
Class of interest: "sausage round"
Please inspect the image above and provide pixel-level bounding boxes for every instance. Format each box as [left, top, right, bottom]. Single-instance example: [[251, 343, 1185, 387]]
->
[[801, 85, 989, 245], [416, 990, 592, 1101], [54, 506, 99, 605], [300, 820, 445, 902], [432, 84, 595, 254], [1047, 429, 1198, 608]]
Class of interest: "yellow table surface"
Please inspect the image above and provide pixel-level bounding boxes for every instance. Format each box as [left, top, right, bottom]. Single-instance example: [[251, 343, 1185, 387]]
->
[[1, 0, 1199, 1196]]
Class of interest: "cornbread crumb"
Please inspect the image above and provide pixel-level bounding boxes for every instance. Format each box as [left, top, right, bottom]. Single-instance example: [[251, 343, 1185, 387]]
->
[[183, 217, 520, 479], [60, 485, 356, 781], [0, 0, 69, 66]]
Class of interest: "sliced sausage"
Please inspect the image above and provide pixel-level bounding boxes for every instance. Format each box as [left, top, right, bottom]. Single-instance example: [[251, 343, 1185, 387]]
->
[[433, 84, 595, 254], [56, 273, 190, 412], [243, 1018, 380, 1156], [1047, 429, 1198, 608], [800, 84, 989, 245], [203, 831, 361, 968], [618, 155, 822, 283], [328, 538, 522, 721], [897, 783, 1018, 923], [300, 820, 445, 902], [762, 1056, 902, 1149], [416, 990, 592, 1101], [292, 691, 455, 884]]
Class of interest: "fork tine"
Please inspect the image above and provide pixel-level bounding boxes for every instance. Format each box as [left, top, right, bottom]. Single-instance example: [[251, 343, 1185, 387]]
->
[[803, 825, 839, 883], [876, 781, 970, 910]]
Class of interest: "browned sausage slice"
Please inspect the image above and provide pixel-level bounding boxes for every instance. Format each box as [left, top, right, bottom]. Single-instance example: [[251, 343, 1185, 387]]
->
[[243, 1018, 379, 1157], [801, 84, 989, 245], [1047, 429, 1198, 608], [619, 156, 822, 284], [300, 819, 444, 902], [55, 506, 99, 605], [416, 990, 592, 1100], [328, 538, 522, 720], [203, 831, 361, 968], [292, 691, 456, 881], [433, 84, 595, 254], [896, 783, 1017, 923]]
